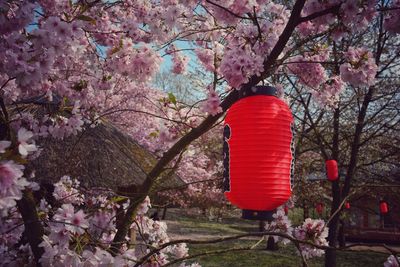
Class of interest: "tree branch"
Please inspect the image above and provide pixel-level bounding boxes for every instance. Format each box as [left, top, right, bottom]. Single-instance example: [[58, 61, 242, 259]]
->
[[298, 4, 341, 24], [111, 0, 309, 254]]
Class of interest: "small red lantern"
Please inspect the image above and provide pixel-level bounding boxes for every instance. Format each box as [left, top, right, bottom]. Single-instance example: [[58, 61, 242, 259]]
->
[[380, 201, 388, 214], [316, 203, 324, 214], [223, 86, 294, 220], [345, 202, 350, 209], [284, 206, 289, 215], [326, 159, 338, 181]]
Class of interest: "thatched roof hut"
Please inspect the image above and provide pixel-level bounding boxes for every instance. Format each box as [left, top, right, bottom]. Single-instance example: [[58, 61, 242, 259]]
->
[[28, 121, 185, 192]]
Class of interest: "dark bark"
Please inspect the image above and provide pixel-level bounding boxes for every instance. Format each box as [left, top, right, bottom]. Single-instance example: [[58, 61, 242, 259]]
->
[[325, 108, 341, 267], [259, 221, 279, 250], [338, 220, 346, 248], [303, 203, 309, 220], [266, 236, 279, 250], [162, 205, 168, 220], [16, 191, 44, 266], [259, 220, 265, 232]]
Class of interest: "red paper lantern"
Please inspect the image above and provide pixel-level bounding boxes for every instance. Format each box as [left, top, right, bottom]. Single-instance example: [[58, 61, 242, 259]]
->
[[223, 86, 294, 220], [316, 203, 324, 214], [284, 206, 289, 215], [380, 201, 388, 214], [345, 202, 350, 209], [326, 159, 338, 181]]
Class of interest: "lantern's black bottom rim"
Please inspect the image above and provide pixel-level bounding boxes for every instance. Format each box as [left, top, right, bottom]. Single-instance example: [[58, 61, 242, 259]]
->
[[242, 209, 275, 221]]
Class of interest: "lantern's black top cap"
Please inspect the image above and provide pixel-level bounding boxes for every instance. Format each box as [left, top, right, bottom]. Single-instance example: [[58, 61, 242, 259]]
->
[[239, 85, 277, 100]]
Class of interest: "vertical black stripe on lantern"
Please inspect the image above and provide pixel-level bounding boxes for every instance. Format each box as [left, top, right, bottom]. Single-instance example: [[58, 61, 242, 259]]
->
[[223, 85, 294, 220], [223, 124, 231, 192]]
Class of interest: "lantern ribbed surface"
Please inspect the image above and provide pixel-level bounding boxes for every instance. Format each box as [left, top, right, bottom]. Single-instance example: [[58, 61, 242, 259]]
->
[[326, 160, 338, 181], [380, 202, 388, 214], [223, 86, 294, 212], [316, 203, 324, 214]]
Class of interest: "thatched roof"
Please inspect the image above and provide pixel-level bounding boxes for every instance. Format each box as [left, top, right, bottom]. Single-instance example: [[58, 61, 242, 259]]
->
[[28, 121, 185, 191]]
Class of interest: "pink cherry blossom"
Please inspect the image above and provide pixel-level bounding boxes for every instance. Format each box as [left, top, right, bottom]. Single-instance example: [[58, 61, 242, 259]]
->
[[294, 218, 329, 259], [137, 196, 152, 215], [312, 76, 345, 108], [340, 47, 377, 88], [384, 0, 400, 34], [0, 141, 11, 153], [265, 207, 293, 245], [219, 46, 264, 88], [69, 210, 89, 235], [17, 127, 37, 157], [384, 255, 400, 267], [196, 48, 216, 72], [53, 176, 84, 205], [171, 243, 189, 259], [201, 89, 222, 116], [0, 161, 29, 212], [287, 55, 327, 89], [172, 53, 189, 75]]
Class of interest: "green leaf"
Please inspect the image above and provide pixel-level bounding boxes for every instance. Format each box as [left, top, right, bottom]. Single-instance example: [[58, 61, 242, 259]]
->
[[149, 131, 159, 138], [111, 196, 128, 203], [110, 39, 124, 55], [72, 80, 88, 92], [168, 92, 177, 105]]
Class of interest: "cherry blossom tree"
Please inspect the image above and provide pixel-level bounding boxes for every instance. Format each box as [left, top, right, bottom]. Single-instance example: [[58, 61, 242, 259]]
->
[[1, 0, 400, 266]]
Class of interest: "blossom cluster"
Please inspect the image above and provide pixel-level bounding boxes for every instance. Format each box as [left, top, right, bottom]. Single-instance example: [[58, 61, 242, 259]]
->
[[293, 218, 329, 259], [107, 42, 162, 83], [53, 176, 84, 205], [219, 46, 264, 89], [196, 48, 216, 73], [384, 255, 400, 267], [264, 207, 294, 245], [217, 3, 290, 89], [287, 52, 345, 108], [288, 55, 328, 89], [1, 175, 199, 266], [384, 0, 400, 34], [166, 45, 190, 75], [339, 0, 376, 31], [201, 88, 223, 116], [340, 46, 378, 88], [0, 128, 37, 215], [300, 0, 377, 38], [313, 76, 345, 108]]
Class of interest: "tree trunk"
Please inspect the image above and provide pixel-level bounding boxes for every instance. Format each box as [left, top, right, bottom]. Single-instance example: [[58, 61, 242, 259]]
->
[[260, 220, 279, 250], [338, 220, 346, 248], [303, 204, 309, 220], [162, 205, 168, 220], [266, 236, 279, 250], [17, 191, 45, 266], [325, 214, 339, 267], [325, 108, 341, 267]]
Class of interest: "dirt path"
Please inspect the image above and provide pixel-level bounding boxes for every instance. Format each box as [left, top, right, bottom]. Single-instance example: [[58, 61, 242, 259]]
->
[[349, 244, 400, 253]]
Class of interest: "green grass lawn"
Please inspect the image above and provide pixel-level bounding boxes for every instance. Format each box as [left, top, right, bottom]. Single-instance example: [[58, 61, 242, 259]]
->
[[184, 241, 388, 267], [164, 208, 390, 267]]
